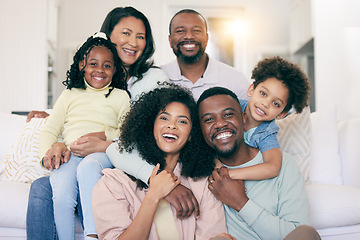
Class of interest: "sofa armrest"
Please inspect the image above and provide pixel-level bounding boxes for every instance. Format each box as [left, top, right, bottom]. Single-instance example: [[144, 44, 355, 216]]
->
[[338, 117, 360, 189]]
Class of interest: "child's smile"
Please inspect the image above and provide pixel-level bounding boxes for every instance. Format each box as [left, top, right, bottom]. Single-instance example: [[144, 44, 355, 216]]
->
[[246, 77, 289, 124], [80, 46, 116, 89]]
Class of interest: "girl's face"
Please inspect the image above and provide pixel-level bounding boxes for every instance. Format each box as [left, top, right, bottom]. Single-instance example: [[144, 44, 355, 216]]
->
[[110, 16, 146, 69], [153, 102, 192, 160], [79, 46, 116, 89]]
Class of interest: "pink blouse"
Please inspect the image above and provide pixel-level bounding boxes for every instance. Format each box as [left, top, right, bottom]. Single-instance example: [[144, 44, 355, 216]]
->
[[92, 164, 227, 240]]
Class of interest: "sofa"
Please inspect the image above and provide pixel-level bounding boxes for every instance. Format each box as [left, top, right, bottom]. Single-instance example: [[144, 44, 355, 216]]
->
[[0, 105, 359, 240]]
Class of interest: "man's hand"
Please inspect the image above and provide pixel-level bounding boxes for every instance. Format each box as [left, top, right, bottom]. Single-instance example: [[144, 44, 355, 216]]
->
[[164, 184, 199, 219], [70, 132, 110, 157], [208, 167, 249, 212], [26, 111, 49, 122], [43, 142, 70, 170]]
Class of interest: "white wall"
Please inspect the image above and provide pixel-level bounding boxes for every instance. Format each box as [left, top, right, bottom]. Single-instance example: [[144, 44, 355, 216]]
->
[[312, 0, 360, 121], [54, 0, 291, 101], [0, 0, 49, 114]]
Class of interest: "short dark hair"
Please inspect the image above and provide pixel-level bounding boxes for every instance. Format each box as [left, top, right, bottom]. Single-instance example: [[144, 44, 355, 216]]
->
[[251, 56, 311, 113], [197, 87, 240, 107], [119, 83, 215, 188], [63, 34, 127, 97], [169, 9, 208, 34], [100, 6, 155, 80]]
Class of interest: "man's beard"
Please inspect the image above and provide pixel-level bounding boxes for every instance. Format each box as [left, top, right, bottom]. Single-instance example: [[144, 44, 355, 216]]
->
[[173, 41, 205, 64], [213, 141, 238, 159]]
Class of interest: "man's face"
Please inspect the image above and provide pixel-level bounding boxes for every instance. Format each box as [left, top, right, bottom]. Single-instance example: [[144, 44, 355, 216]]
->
[[169, 12, 209, 64], [199, 94, 244, 159]]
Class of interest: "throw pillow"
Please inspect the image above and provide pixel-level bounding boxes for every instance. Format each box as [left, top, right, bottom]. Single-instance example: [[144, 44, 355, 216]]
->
[[0, 117, 50, 183], [309, 105, 342, 185], [276, 107, 312, 183]]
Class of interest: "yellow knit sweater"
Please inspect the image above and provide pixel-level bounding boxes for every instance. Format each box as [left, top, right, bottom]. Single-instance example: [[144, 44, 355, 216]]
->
[[39, 85, 130, 158]]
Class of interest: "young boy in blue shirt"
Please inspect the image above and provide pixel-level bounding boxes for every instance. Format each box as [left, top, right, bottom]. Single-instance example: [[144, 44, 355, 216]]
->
[[220, 56, 311, 180]]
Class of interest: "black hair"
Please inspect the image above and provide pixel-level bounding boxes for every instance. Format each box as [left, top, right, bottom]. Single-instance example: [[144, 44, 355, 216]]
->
[[119, 83, 215, 188], [251, 56, 311, 113], [62, 34, 128, 97], [197, 87, 240, 107], [100, 6, 155, 80], [169, 9, 208, 34]]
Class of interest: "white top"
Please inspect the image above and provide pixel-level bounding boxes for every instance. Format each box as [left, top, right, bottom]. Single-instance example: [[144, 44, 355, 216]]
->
[[127, 67, 169, 101], [161, 56, 250, 101]]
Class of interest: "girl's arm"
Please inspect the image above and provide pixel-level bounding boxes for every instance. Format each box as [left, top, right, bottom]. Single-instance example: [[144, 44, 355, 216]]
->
[[39, 91, 67, 158], [228, 148, 282, 180]]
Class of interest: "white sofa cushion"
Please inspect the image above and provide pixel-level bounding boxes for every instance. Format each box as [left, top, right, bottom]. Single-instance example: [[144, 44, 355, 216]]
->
[[0, 113, 26, 172], [306, 183, 360, 229], [309, 105, 342, 185], [0, 181, 30, 229], [338, 117, 360, 189]]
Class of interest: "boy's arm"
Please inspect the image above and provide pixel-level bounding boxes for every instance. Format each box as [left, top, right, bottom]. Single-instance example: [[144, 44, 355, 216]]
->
[[228, 148, 282, 180]]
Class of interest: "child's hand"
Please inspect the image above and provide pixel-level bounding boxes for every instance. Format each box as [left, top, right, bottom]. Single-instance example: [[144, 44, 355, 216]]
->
[[43, 142, 70, 170], [148, 164, 180, 202]]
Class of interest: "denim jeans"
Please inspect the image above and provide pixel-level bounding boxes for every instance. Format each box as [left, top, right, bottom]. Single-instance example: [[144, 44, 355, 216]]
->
[[27, 152, 112, 239], [77, 152, 113, 236], [50, 155, 82, 240], [26, 176, 83, 240], [27, 176, 58, 240]]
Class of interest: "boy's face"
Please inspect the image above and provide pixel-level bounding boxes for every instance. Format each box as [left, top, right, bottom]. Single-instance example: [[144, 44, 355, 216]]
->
[[247, 77, 289, 122]]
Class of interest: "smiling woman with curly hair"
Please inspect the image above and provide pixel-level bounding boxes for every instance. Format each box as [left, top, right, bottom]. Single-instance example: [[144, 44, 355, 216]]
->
[[91, 83, 227, 240], [119, 83, 215, 182]]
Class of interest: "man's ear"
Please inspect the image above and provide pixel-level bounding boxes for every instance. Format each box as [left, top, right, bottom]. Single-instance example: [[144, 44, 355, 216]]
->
[[276, 111, 288, 120], [247, 84, 255, 97]]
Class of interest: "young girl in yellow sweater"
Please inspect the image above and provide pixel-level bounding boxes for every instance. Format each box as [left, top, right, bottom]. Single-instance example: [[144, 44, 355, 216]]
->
[[39, 32, 130, 240]]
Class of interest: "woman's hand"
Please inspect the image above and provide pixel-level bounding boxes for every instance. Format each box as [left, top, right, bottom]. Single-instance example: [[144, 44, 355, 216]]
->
[[43, 142, 70, 170], [147, 164, 181, 202], [70, 132, 110, 157], [26, 111, 49, 122]]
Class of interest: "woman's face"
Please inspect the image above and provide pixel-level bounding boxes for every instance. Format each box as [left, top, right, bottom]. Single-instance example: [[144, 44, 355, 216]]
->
[[110, 16, 146, 69], [153, 102, 192, 160]]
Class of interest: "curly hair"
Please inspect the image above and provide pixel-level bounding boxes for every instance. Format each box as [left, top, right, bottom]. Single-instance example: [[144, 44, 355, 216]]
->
[[62, 34, 128, 97], [119, 83, 215, 187], [251, 56, 311, 113], [100, 6, 155, 80]]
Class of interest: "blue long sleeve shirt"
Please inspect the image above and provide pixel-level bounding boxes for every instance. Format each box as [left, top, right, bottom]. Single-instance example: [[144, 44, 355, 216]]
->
[[223, 152, 310, 240]]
